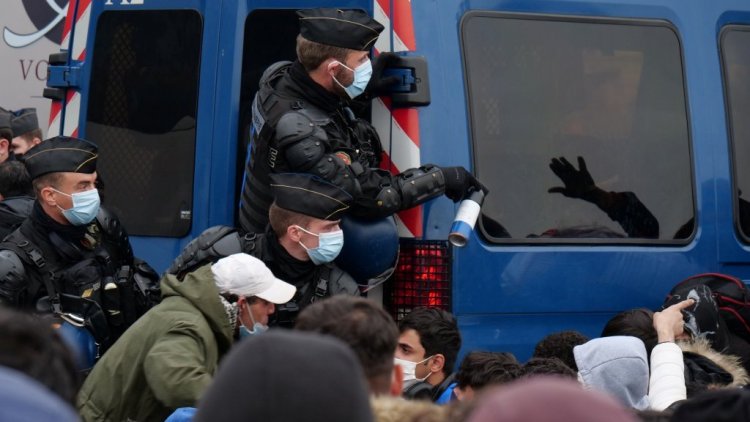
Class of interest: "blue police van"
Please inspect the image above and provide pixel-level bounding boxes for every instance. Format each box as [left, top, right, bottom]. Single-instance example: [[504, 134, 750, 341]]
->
[[46, 0, 750, 360]]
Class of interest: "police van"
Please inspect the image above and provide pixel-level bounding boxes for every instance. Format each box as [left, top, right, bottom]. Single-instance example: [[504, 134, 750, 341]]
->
[[43, 0, 750, 359]]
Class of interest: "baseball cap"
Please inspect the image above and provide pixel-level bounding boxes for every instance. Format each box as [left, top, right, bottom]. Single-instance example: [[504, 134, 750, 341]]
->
[[211, 253, 296, 304]]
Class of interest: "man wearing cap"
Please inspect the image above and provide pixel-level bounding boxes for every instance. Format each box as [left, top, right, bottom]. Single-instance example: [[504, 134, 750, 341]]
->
[[0, 136, 159, 350], [239, 7, 487, 234], [169, 172, 358, 326], [9, 108, 42, 157], [0, 109, 13, 164], [77, 253, 296, 422]]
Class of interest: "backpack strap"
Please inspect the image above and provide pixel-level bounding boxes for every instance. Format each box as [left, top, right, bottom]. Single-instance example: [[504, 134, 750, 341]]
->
[[3, 229, 62, 313]]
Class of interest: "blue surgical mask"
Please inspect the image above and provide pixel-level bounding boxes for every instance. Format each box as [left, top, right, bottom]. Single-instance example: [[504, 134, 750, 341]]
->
[[332, 59, 372, 99], [296, 225, 345, 265], [53, 188, 101, 226], [239, 301, 268, 338]]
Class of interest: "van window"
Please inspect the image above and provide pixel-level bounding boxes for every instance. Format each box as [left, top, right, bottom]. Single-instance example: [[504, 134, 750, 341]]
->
[[721, 27, 750, 241], [86, 10, 202, 237], [461, 13, 694, 242]]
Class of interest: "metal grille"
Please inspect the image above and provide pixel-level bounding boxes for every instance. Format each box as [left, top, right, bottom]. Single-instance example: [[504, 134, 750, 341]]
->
[[385, 239, 452, 322]]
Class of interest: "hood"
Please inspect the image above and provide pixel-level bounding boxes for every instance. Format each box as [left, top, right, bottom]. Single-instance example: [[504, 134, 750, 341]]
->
[[0, 196, 33, 219], [160, 264, 233, 352], [574, 336, 650, 410], [679, 338, 749, 389]]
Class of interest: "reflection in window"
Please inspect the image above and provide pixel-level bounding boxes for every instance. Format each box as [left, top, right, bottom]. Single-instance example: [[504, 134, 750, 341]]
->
[[461, 14, 694, 242], [86, 10, 202, 237], [722, 27, 750, 240]]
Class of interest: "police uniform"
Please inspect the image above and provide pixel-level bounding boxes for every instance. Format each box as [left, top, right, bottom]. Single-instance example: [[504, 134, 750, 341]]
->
[[239, 8, 483, 233], [169, 173, 358, 327], [0, 136, 159, 350], [0, 108, 15, 163]]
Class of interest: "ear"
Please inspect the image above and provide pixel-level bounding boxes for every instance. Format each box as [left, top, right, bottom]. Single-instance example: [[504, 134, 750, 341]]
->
[[0, 138, 8, 154], [429, 354, 446, 374], [390, 364, 404, 397], [39, 186, 58, 207], [32, 137, 42, 146], [286, 225, 303, 242]]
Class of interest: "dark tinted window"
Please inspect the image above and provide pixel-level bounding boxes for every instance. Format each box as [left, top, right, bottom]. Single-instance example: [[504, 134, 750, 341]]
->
[[721, 27, 750, 240], [86, 10, 202, 237], [461, 13, 694, 242]]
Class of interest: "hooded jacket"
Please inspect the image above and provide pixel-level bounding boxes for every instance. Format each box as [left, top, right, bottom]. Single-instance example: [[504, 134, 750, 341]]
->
[[679, 337, 749, 395], [77, 265, 234, 422], [574, 336, 651, 410]]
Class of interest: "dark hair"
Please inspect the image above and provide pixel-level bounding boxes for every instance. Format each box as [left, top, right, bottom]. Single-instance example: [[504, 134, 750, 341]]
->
[[521, 357, 577, 380], [295, 296, 399, 389], [455, 351, 521, 390], [533, 330, 590, 372], [19, 128, 43, 142], [399, 307, 462, 376], [268, 201, 313, 238], [296, 35, 352, 72], [0, 161, 33, 198], [635, 409, 673, 422], [602, 308, 658, 355], [0, 128, 11, 143], [0, 308, 80, 405]]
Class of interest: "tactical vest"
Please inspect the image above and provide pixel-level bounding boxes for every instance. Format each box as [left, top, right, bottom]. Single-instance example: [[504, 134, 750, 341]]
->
[[238, 61, 383, 233], [0, 210, 159, 348]]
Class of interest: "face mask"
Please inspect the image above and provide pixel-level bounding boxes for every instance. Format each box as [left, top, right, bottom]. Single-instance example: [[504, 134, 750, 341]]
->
[[394, 356, 434, 384], [239, 301, 268, 338], [296, 226, 344, 265], [53, 188, 101, 226], [332, 59, 372, 99]]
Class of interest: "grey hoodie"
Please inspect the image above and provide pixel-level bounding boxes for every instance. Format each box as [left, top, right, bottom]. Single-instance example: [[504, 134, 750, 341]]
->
[[574, 336, 650, 410]]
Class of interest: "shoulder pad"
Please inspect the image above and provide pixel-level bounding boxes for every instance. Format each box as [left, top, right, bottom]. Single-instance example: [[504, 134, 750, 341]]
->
[[259, 61, 292, 85], [276, 110, 330, 148], [0, 249, 29, 305], [167, 226, 243, 276]]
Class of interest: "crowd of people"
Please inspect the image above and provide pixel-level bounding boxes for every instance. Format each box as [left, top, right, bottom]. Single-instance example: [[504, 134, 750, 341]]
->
[[2, 6, 750, 422]]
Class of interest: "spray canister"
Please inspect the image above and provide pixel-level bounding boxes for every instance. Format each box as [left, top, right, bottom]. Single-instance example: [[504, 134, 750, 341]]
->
[[448, 189, 485, 247]]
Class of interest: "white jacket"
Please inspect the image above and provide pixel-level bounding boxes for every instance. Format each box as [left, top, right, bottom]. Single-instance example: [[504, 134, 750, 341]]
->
[[648, 342, 685, 411]]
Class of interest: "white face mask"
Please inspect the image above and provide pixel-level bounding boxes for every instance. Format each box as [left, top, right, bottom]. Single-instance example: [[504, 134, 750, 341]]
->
[[394, 356, 434, 384]]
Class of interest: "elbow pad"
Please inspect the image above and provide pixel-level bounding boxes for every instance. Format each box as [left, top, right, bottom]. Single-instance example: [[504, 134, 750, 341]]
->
[[397, 164, 446, 208]]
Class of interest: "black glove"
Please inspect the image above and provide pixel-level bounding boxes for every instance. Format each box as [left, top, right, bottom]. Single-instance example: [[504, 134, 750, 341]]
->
[[441, 166, 487, 202], [548, 156, 598, 201], [365, 52, 402, 98]]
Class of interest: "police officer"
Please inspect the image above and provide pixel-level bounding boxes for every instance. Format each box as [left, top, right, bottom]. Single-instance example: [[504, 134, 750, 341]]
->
[[0, 109, 13, 164], [0, 136, 159, 350], [239, 8, 486, 233], [9, 108, 42, 156], [169, 172, 357, 326]]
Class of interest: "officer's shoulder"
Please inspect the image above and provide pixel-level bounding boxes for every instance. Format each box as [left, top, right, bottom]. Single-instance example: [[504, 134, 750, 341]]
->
[[0, 248, 28, 277], [260, 60, 293, 83]]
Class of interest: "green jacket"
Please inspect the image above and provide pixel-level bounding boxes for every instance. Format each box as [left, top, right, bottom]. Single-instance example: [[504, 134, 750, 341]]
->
[[77, 265, 234, 422]]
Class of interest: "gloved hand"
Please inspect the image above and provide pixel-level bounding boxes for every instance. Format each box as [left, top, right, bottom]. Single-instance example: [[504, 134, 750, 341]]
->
[[441, 166, 487, 202], [548, 156, 598, 201], [365, 52, 402, 98]]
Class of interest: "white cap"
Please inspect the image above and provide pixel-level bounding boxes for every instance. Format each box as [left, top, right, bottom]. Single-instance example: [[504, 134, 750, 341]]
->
[[211, 253, 296, 304]]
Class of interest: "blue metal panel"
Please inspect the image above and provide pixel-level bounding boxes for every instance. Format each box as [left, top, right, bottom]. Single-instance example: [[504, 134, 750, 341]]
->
[[410, 0, 750, 358]]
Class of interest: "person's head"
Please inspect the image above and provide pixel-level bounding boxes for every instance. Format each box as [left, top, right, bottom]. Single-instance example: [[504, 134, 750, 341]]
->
[[0, 109, 12, 163], [269, 173, 352, 264], [0, 160, 33, 200], [295, 296, 400, 396], [295, 8, 383, 99], [396, 307, 462, 387], [533, 330, 590, 372], [573, 336, 650, 411], [210, 253, 296, 337], [454, 352, 522, 401], [602, 308, 658, 355], [21, 136, 99, 226], [10, 108, 42, 156], [0, 308, 79, 405], [194, 330, 374, 422], [521, 357, 577, 380], [466, 377, 638, 422]]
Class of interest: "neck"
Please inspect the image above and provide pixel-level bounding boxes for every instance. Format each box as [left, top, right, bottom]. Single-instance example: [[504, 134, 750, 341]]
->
[[278, 234, 311, 262], [41, 202, 70, 225], [427, 371, 446, 387]]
